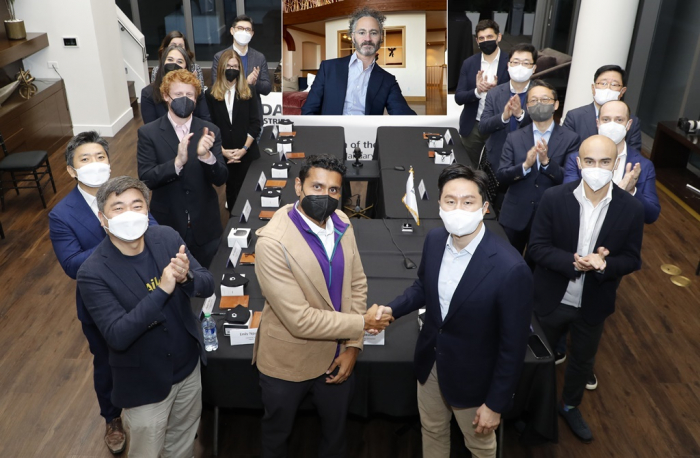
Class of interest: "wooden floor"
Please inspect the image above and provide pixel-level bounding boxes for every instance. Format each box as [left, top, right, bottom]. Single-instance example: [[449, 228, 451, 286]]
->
[[1, 110, 700, 457]]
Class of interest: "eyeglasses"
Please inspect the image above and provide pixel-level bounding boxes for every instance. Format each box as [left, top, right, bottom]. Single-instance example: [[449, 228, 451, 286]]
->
[[527, 97, 555, 106], [595, 81, 622, 89], [234, 26, 253, 33], [353, 30, 380, 39], [509, 60, 534, 68]]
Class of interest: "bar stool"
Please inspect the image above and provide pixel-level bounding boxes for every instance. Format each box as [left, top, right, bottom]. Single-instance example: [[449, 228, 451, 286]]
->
[[0, 132, 56, 211]]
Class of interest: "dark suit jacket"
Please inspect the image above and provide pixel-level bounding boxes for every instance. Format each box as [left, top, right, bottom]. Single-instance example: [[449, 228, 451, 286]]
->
[[528, 181, 644, 326], [140, 84, 211, 125], [212, 46, 271, 128], [455, 51, 510, 137], [205, 86, 261, 160], [387, 227, 533, 413], [562, 146, 660, 224], [562, 102, 642, 151], [479, 83, 533, 167], [137, 114, 228, 245], [77, 225, 214, 408], [49, 186, 158, 324], [301, 55, 416, 116], [497, 124, 581, 231]]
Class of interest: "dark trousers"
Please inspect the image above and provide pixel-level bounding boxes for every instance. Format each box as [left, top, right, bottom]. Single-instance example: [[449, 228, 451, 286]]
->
[[226, 151, 255, 211], [259, 369, 355, 458], [184, 228, 219, 269], [536, 304, 605, 407], [81, 322, 121, 423], [459, 122, 489, 169], [502, 219, 535, 269]]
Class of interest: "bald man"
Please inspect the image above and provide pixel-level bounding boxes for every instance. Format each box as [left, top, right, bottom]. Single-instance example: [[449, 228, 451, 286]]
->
[[528, 135, 644, 443], [564, 100, 660, 224]]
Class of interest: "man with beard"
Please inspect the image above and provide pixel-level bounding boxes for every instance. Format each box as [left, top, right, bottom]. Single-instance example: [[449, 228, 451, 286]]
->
[[301, 7, 416, 115]]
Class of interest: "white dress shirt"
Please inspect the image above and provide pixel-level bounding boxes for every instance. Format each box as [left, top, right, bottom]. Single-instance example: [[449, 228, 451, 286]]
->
[[612, 142, 627, 185], [475, 48, 501, 122], [295, 201, 336, 259], [437, 224, 486, 320], [225, 88, 235, 124], [523, 120, 554, 175], [343, 53, 375, 116], [77, 185, 99, 217], [561, 181, 613, 307], [167, 113, 217, 175]]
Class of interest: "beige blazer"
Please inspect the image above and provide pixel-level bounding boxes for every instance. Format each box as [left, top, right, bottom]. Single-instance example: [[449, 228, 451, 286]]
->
[[252, 204, 367, 382]]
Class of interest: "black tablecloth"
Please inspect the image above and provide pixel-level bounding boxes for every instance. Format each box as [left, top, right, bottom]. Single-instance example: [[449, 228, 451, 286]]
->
[[374, 126, 495, 221]]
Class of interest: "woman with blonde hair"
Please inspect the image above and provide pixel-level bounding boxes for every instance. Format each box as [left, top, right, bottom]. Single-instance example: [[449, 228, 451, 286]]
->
[[205, 49, 261, 211]]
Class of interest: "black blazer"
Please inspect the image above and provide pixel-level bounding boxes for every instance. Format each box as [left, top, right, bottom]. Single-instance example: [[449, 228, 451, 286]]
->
[[204, 85, 261, 161], [562, 102, 642, 151], [388, 227, 533, 413], [301, 55, 416, 115], [497, 124, 580, 231], [480, 83, 533, 167], [137, 114, 228, 245], [528, 181, 644, 325], [140, 84, 211, 125], [77, 225, 214, 408]]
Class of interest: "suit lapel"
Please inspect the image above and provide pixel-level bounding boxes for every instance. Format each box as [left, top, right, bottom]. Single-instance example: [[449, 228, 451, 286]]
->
[[585, 103, 599, 138], [158, 115, 180, 157], [365, 65, 382, 115], [427, 230, 448, 324], [442, 230, 495, 326], [595, 185, 624, 246], [564, 185, 581, 251], [66, 187, 104, 244], [545, 124, 563, 162], [284, 222, 334, 310]]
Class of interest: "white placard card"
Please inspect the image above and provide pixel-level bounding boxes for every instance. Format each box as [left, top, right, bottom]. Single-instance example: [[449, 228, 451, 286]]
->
[[229, 328, 258, 345], [255, 171, 267, 191], [444, 129, 453, 145], [228, 242, 242, 268], [201, 293, 216, 317], [418, 179, 429, 200], [363, 331, 385, 345], [240, 199, 251, 223]]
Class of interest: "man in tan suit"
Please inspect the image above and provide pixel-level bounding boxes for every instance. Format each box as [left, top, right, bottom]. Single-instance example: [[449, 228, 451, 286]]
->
[[254, 154, 391, 457]]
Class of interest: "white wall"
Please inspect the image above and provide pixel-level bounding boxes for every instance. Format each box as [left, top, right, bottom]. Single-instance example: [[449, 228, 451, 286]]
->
[[17, 0, 133, 136], [284, 29, 326, 80], [325, 12, 426, 98], [117, 6, 149, 103], [302, 41, 320, 70]]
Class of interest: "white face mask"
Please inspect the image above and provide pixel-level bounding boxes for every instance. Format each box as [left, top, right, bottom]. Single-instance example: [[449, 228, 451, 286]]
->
[[593, 88, 620, 106], [598, 121, 629, 145], [234, 30, 252, 46], [439, 205, 484, 237], [580, 167, 613, 192], [508, 65, 534, 83], [74, 162, 110, 187], [103, 211, 149, 242]]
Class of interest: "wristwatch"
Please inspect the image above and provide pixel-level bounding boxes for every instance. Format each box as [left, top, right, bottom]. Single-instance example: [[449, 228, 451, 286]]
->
[[243, 145, 249, 151], [181, 270, 194, 284]]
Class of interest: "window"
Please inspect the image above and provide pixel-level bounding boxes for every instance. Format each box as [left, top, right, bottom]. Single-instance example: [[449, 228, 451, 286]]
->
[[337, 27, 406, 68]]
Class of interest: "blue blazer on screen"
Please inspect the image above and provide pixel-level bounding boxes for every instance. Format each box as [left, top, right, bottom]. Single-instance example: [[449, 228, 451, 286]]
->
[[301, 55, 416, 116], [387, 227, 533, 414], [479, 83, 532, 167], [455, 51, 510, 137], [497, 124, 581, 231], [561, 102, 641, 151], [49, 186, 158, 324], [77, 225, 214, 408], [562, 146, 660, 224]]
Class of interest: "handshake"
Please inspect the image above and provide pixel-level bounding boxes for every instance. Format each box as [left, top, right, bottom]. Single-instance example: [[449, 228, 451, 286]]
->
[[363, 304, 394, 335]]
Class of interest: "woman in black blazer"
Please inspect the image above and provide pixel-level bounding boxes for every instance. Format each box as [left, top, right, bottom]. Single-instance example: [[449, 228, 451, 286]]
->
[[141, 44, 211, 125], [205, 49, 261, 211]]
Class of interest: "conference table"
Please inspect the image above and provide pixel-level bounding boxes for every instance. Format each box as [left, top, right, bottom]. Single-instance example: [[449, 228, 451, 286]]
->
[[373, 126, 496, 221], [193, 125, 557, 454]]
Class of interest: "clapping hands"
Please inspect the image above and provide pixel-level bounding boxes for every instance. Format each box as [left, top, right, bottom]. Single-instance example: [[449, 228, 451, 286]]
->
[[574, 247, 609, 272]]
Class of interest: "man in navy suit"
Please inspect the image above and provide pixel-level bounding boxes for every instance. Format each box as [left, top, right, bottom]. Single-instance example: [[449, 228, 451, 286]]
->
[[479, 43, 536, 171], [378, 165, 533, 458], [564, 100, 660, 224], [529, 136, 644, 443], [301, 7, 416, 116], [49, 132, 156, 454], [77, 176, 214, 457], [455, 19, 510, 167], [497, 80, 580, 256], [562, 64, 642, 151]]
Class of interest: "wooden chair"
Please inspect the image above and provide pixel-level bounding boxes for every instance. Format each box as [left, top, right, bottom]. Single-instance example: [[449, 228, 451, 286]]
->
[[0, 132, 56, 211]]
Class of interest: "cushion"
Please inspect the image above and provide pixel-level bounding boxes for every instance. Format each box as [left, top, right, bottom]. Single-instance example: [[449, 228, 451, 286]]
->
[[303, 73, 316, 92], [535, 56, 557, 73], [282, 76, 298, 92]]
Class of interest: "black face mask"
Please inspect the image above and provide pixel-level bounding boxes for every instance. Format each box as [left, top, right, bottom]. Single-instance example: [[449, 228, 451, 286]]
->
[[225, 68, 240, 82], [162, 63, 183, 76], [170, 96, 196, 118], [301, 192, 338, 223], [478, 40, 498, 55]]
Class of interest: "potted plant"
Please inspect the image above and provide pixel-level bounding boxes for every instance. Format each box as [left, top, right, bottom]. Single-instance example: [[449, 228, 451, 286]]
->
[[4, 0, 26, 40], [492, 0, 510, 34]]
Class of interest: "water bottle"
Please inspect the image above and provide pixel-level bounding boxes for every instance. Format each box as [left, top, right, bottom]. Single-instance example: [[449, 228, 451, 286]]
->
[[202, 313, 218, 351]]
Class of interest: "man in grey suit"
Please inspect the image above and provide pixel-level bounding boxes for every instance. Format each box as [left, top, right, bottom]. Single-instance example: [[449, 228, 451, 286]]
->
[[212, 15, 271, 130]]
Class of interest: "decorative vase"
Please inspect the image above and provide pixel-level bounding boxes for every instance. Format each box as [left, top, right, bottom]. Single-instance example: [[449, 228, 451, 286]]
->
[[4, 19, 26, 40]]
